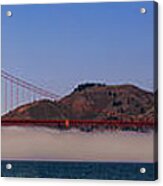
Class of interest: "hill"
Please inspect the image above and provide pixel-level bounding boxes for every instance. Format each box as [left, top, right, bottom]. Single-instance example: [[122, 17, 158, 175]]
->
[[2, 83, 155, 122]]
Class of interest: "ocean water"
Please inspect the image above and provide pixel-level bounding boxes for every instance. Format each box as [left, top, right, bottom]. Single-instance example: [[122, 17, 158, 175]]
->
[[1, 160, 158, 181]]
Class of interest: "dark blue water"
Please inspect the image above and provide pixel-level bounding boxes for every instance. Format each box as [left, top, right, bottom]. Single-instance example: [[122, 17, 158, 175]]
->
[[1, 160, 158, 181]]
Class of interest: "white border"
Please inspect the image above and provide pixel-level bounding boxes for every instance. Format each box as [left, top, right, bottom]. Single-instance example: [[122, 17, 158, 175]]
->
[[1, 0, 162, 185], [0, 0, 155, 5]]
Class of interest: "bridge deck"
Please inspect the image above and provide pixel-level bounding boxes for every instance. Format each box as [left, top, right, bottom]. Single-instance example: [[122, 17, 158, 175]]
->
[[1, 119, 155, 129]]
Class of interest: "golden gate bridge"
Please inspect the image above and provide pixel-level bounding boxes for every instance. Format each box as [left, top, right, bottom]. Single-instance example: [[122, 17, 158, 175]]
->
[[1, 70, 155, 130], [1, 70, 60, 112]]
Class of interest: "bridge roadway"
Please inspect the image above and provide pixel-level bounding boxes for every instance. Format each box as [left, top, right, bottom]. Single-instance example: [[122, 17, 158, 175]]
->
[[1, 119, 155, 130]]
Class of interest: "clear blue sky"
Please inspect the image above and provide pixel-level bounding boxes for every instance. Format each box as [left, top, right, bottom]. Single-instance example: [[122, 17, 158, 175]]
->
[[2, 2, 155, 97]]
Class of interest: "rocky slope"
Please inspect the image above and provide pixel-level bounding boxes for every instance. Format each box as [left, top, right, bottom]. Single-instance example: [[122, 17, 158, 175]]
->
[[2, 83, 155, 122]]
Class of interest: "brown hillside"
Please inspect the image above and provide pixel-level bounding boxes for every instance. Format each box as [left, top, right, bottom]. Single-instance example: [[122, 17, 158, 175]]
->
[[2, 84, 155, 121]]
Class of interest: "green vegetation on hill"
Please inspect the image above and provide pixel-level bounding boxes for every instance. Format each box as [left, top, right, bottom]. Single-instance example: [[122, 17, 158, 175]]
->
[[74, 83, 106, 92]]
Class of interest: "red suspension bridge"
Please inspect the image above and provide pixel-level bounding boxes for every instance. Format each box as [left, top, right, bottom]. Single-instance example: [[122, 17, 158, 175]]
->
[[1, 70, 155, 130], [1, 70, 59, 113]]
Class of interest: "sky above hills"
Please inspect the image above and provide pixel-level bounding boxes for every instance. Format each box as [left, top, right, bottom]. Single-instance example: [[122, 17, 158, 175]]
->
[[2, 2, 155, 97]]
